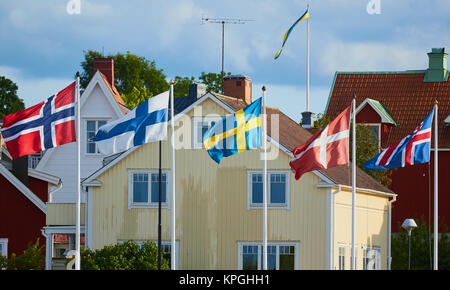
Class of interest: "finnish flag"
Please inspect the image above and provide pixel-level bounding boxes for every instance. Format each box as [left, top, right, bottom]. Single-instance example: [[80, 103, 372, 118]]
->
[[93, 91, 169, 155]]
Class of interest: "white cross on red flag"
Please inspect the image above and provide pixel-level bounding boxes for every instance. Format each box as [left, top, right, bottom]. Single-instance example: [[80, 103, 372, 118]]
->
[[290, 105, 351, 180]]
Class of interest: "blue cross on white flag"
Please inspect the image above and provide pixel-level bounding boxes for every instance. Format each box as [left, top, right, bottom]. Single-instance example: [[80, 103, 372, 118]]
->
[[93, 91, 169, 155]]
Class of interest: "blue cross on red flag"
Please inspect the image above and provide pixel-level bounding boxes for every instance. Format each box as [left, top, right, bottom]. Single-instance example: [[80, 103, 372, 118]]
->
[[364, 108, 435, 170], [1, 82, 76, 160]]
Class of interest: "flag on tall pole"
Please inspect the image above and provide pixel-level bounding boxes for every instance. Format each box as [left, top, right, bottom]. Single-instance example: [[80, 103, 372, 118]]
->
[[289, 105, 351, 180], [0, 82, 76, 159], [93, 91, 169, 154], [202, 97, 262, 163], [273, 8, 310, 60]]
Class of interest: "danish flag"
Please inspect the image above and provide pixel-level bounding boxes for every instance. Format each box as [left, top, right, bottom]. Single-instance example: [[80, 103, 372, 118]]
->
[[290, 106, 351, 180], [1, 82, 76, 160], [364, 108, 434, 170]]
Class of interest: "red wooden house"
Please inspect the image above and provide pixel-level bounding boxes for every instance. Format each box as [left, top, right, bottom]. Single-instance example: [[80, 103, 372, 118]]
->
[[0, 144, 61, 260], [325, 48, 450, 232]]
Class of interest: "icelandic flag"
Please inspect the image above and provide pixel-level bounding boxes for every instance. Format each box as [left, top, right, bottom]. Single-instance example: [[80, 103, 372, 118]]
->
[[93, 91, 169, 155], [364, 108, 435, 170], [1, 82, 76, 160]]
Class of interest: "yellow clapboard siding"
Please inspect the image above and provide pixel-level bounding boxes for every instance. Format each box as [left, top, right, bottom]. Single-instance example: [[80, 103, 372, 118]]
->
[[46, 203, 85, 225], [88, 98, 390, 270]]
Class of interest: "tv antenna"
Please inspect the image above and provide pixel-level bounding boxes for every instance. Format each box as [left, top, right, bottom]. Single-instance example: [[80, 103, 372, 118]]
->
[[201, 16, 254, 93]]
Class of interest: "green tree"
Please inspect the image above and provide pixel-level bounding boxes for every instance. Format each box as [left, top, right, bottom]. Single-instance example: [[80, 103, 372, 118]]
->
[[80, 50, 169, 109], [391, 216, 450, 270], [173, 75, 196, 98], [79, 240, 169, 270], [0, 238, 45, 270], [199, 71, 231, 94], [0, 76, 25, 119]]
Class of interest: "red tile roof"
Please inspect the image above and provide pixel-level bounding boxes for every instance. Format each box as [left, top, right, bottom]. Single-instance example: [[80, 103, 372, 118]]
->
[[326, 72, 450, 148], [211, 92, 393, 194], [98, 72, 130, 115]]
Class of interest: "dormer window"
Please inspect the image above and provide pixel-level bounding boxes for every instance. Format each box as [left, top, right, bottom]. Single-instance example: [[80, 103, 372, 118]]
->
[[357, 123, 381, 152]]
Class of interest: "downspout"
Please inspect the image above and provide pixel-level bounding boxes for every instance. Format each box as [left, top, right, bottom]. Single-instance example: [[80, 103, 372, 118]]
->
[[387, 195, 396, 270], [48, 180, 63, 203], [332, 185, 341, 270]]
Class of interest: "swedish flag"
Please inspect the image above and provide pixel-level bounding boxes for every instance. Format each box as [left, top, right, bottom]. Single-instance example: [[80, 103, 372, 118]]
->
[[203, 97, 262, 163], [274, 9, 309, 60]]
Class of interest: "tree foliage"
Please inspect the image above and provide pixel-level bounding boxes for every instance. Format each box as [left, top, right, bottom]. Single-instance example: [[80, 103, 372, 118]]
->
[[0, 238, 45, 270], [79, 240, 169, 270], [80, 50, 169, 109], [312, 113, 393, 187], [391, 216, 450, 270], [0, 76, 25, 119]]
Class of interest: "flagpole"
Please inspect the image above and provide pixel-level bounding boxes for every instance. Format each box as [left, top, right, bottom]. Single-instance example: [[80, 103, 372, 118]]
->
[[262, 86, 268, 270], [170, 81, 176, 270], [306, 4, 310, 112], [75, 72, 81, 270], [434, 101, 438, 270], [158, 139, 162, 270], [351, 96, 356, 270]]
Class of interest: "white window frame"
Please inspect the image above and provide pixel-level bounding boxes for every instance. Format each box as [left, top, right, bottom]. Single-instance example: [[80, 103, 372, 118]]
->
[[362, 245, 381, 270], [192, 116, 222, 149], [357, 123, 381, 152], [237, 242, 299, 270], [337, 243, 346, 270], [0, 238, 8, 257], [247, 170, 290, 210], [118, 239, 179, 270], [85, 119, 108, 155], [128, 169, 172, 209]]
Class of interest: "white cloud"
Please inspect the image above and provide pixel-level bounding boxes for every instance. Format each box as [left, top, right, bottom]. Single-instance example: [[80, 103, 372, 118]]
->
[[0, 65, 72, 107], [318, 41, 427, 75]]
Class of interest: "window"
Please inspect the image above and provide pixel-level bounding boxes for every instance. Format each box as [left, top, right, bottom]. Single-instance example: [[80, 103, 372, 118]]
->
[[248, 171, 290, 209], [192, 116, 221, 149], [238, 243, 299, 270], [119, 240, 179, 269], [357, 123, 381, 152], [86, 120, 107, 154], [338, 245, 346, 270], [362, 246, 381, 270], [128, 170, 171, 209], [0, 239, 7, 257]]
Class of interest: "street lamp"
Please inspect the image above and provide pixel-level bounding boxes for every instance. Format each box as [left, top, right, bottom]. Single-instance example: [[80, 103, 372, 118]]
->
[[402, 218, 418, 270]]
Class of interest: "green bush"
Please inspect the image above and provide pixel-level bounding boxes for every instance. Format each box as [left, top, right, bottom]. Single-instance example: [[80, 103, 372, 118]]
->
[[0, 238, 45, 270], [391, 216, 450, 270], [80, 240, 170, 270]]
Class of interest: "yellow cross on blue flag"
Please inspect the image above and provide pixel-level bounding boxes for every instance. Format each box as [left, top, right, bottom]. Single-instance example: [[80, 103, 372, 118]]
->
[[274, 9, 309, 60], [203, 97, 262, 163]]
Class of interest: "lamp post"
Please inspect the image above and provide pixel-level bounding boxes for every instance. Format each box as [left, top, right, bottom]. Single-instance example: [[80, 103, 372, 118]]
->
[[402, 218, 417, 270]]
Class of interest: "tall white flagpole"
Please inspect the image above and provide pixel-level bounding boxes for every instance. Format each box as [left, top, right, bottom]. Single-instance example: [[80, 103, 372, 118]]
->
[[306, 4, 310, 112], [351, 96, 356, 270], [75, 72, 81, 270], [262, 86, 268, 270], [170, 81, 176, 270], [434, 101, 438, 270]]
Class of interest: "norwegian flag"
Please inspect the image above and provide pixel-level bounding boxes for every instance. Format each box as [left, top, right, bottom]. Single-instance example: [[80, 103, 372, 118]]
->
[[290, 105, 351, 180], [364, 108, 434, 170], [1, 82, 76, 160]]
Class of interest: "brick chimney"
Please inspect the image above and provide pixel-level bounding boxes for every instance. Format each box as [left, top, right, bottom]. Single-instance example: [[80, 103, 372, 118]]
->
[[223, 75, 252, 105], [93, 58, 115, 87]]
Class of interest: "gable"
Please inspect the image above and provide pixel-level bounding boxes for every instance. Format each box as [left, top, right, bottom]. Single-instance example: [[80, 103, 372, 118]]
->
[[356, 103, 381, 123], [82, 83, 119, 118]]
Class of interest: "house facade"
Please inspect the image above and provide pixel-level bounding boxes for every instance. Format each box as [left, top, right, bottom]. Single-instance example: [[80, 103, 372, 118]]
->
[[74, 77, 396, 270], [36, 58, 130, 269], [0, 146, 61, 260], [325, 48, 450, 232]]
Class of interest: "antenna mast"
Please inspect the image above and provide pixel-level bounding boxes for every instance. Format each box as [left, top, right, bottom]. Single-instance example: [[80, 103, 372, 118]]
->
[[201, 17, 254, 94]]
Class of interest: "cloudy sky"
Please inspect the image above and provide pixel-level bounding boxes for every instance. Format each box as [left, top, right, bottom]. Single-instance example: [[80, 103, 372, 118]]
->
[[0, 0, 449, 122]]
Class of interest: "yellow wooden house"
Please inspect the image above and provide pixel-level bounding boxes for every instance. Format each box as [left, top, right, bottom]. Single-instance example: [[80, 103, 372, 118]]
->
[[47, 76, 396, 270]]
